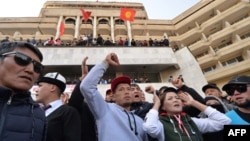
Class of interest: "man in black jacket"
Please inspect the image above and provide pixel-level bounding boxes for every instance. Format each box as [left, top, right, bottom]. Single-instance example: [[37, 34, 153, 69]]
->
[[131, 83, 154, 119], [0, 41, 46, 141], [68, 57, 98, 141], [35, 72, 81, 141]]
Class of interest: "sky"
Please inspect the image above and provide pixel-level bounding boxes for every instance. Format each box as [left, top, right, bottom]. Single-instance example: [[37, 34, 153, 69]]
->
[[0, 0, 200, 20]]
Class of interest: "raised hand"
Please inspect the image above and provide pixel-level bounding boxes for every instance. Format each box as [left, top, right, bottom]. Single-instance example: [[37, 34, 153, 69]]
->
[[145, 85, 155, 94], [80, 56, 88, 80], [178, 92, 194, 106], [171, 78, 183, 89], [152, 91, 161, 110], [105, 53, 120, 66]]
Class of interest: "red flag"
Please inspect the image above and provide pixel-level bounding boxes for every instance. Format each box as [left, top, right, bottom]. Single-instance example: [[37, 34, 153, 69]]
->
[[59, 21, 64, 36], [120, 8, 136, 22], [80, 8, 92, 23]]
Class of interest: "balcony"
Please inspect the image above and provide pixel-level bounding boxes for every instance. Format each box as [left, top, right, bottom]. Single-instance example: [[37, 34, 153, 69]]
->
[[205, 59, 250, 82]]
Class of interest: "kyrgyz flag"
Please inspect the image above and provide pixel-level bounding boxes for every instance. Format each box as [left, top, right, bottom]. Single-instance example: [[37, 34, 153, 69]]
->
[[59, 21, 65, 36], [80, 7, 92, 23], [120, 8, 136, 22]]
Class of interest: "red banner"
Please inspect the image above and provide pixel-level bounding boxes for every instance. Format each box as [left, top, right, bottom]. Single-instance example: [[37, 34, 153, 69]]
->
[[80, 8, 92, 23], [120, 8, 136, 22], [59, 21, 64, 36]]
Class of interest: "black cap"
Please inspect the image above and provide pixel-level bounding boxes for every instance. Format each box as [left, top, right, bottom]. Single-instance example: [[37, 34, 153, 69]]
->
[[222, 75, 250, 91], [202, 83, 221, 92]]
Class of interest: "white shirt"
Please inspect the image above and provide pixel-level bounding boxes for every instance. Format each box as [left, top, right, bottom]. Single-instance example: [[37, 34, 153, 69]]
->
[[45, 99, 63, 117]]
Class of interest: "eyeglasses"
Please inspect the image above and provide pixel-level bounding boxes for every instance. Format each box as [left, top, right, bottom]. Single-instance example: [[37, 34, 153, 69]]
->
[[225, 84, 250, 96], [1, 52, 44, 73]]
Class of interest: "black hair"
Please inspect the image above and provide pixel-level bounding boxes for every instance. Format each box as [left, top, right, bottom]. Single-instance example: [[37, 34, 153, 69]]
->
[[0, 41, 43, 61]]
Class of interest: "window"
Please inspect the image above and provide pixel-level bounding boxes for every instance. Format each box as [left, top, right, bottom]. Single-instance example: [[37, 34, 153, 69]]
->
[[123, 72, 160, 83], [65, 18, 75, 25], [115, 19, 124, 25], [241, 32, 250, 40], [214, 40, 232, 52], [99, 19, 108, 24], [222, 56, 243, 67], [196, 51, 209, 59], [232, 14, 248, 25], [203, 65, 216, 74], [82, 19, 92, 24]]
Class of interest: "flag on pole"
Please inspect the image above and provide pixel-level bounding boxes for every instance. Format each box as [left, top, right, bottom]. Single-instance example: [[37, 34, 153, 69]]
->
[[120, 8, 136, 22], [59, 21, 64, 36], [80, 8, 92, 23]]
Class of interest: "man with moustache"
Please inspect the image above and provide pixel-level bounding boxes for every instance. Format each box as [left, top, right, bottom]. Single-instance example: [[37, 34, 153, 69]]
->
[[222, 75, 250, 124]]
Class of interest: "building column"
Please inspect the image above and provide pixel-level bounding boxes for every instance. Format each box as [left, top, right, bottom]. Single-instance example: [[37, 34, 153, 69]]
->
[[202, 33, 208, 41], [233, 34, 241, 42], [110, 16, 115, 43], [224, 21, 231, 28], [126, 21, 132, 46], [74, 15, 80, 38], [217, 61, 223, 68], [93, 16, 97, 38], [215, 9, 221, 15], [163, 33, 168, 38], [209, 46, 216, 55], [195, 21, 200, 29], [55, 15, 63, 39], [146, 32, 149, 39], [13, 32, 20, 40]]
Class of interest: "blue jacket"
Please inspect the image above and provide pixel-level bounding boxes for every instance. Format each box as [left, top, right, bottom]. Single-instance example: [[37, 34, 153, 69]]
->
[[226, 109, 250, 125], [0, 87, 46, 141]]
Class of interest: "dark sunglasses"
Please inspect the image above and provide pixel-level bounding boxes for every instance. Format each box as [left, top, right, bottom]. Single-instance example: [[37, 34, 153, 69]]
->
[[225, 84, 250, 96], [1, 52, 44, 73]]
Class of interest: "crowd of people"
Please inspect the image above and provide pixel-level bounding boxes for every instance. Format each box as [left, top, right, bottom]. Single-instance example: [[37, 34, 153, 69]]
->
[[1, 34, 170, 47], [0, 41, 249, 141]]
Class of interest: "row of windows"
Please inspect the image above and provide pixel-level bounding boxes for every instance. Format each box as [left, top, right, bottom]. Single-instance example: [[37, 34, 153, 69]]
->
[[65, 18, 124, 25], [203, 56, 244, 74], [180, 2, 249, 50], [196, 31, 250, 59]]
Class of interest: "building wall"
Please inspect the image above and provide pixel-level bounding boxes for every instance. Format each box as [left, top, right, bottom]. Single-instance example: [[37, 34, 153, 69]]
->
[[0, 0, 249, 92]]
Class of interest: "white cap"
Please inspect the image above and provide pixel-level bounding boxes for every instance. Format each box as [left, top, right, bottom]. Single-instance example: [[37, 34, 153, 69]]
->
[[37, 72, 66, 92]]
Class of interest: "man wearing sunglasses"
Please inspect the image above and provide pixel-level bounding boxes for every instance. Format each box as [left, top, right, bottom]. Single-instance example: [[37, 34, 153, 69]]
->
[[222, 75, 250, 125], [0, 41, 46, 141]]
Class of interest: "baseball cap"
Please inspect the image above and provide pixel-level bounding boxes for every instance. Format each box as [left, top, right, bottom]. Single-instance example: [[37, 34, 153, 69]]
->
[[111, 76, 131, 92], [106, 89, 112, 95], [202, 83, 221, 92], [222, 75, 250, 91], [37, 72, 66, 93]]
